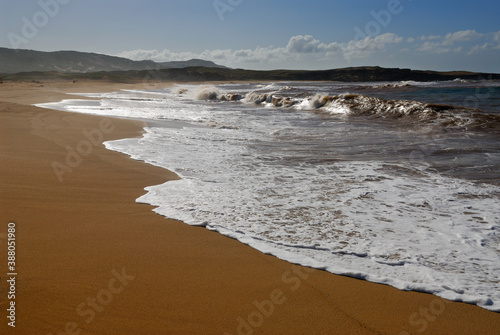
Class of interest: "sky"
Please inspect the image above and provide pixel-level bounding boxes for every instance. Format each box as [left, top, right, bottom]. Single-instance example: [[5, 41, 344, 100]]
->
[[1, 0, 500, 72]]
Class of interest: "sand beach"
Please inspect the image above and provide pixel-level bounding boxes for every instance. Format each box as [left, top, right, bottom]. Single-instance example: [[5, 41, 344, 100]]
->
[[1, 79, 499, 334]]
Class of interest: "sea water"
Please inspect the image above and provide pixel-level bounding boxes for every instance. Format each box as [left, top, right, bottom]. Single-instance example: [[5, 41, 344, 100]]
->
[[37, 80, 500, 311]]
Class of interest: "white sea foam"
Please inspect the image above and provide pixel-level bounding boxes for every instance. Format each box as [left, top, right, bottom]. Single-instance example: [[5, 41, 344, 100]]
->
[[36, 83, 500, 312], [106, 126, 500, 311]]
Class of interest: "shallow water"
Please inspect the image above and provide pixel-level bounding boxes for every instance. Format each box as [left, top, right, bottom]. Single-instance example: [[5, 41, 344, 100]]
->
[[37, 80, 500, 311]]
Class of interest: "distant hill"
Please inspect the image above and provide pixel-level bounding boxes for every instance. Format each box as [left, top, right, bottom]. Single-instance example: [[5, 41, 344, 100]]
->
[[4, 66, 499, 84], [2, 48, 499, 82], [136, 66, 500, 82], [0, 47, 226, 74]]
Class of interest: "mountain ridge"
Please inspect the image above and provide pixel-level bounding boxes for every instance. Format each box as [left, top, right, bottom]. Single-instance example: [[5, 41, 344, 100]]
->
[[0, 47, 226, 73]]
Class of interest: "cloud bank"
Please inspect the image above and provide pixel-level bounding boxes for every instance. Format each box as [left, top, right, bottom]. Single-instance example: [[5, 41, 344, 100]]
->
[[117, 29, 500, 70]]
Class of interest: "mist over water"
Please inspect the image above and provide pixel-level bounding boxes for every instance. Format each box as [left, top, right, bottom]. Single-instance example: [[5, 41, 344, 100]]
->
[[37, 80, 500, 311]]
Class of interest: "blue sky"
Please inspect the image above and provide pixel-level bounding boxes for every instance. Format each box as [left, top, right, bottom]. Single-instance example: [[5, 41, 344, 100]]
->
[[1, 0, 500, 72]]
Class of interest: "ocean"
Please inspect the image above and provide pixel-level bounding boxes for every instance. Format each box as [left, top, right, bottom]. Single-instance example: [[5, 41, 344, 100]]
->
[[38, 79, 500, 312]]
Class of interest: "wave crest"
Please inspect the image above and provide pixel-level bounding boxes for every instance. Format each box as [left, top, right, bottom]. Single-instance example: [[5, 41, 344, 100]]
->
[[312, 93, 500, 130], [193, 86, 221, 100], [184, 85, 500, 132]]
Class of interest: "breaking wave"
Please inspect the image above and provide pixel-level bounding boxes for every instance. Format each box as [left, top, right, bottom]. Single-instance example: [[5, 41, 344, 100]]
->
[[305, 93, 500, 131], [189, 86, 500, 132]]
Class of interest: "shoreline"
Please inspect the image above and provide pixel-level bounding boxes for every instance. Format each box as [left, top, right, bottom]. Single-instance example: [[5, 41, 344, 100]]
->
[[1, 80, 499, 334]]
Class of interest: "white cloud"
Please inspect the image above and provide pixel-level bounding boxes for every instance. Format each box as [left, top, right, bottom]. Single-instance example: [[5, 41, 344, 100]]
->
[[492, 30, 500, 50], [117, 35, 345, 67], [467, 43, 493, 55], [375, 33, 404, 44], [419, 35, 441, 41], [117, 46, 288, 66], [416, 41, 451, 54], [286, 35, 322, 53], [443, 30, 482, 45], [286, 35, 342, 54], [116, 33, 402, 67], [116, 30, 498, 69], [342, 33, 403, 58], [416, 29, 485, 54], [494, 30, 500, 42]]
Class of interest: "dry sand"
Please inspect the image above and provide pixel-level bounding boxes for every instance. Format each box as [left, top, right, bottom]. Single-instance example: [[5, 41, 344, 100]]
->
[[1, 79, 499, 334]]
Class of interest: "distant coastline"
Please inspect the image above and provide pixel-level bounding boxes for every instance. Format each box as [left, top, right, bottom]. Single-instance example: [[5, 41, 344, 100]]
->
[[3, 66, 500, 84], [1, 47, 499, 83]]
